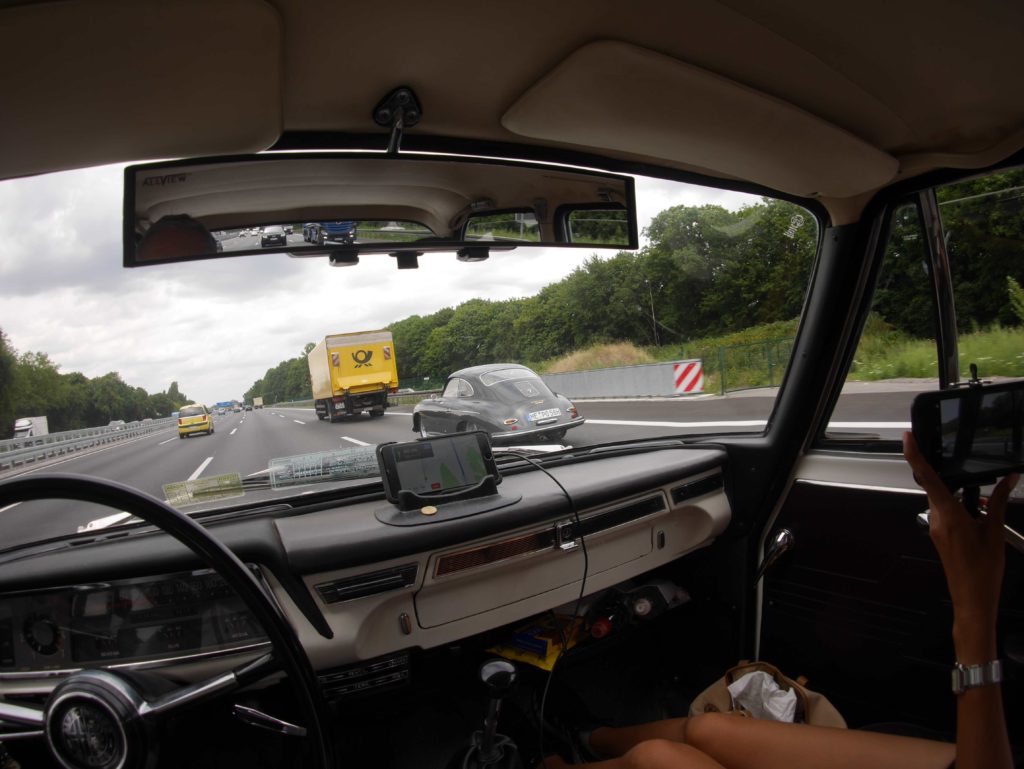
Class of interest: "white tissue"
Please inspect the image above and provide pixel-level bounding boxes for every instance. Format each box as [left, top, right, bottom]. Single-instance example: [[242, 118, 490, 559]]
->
[[727, 671, 797, 722]]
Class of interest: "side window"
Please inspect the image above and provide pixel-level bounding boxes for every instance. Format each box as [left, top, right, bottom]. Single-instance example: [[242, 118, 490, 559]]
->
[[937, 168, 1024, 379], [825, 166, 1024, 445], [457, 379, 475, 398], [441, 379, 460, 399]]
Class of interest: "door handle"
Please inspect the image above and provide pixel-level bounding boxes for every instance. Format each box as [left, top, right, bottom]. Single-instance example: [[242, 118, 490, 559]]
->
[[756, 528, 793, 583]]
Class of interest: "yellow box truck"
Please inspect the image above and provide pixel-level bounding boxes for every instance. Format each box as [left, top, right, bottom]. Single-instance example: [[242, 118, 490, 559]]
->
[[308, 330, 399, 421]]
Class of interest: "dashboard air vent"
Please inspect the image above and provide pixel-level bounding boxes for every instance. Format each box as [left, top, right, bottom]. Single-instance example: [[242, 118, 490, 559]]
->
[[316, 563, 418, 604], [671, 474, 724, 505]]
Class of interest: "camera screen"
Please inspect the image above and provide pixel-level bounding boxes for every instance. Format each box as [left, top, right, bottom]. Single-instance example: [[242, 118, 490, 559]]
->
[[938, 387, 1024, 472], [390, 434, 492, 496]]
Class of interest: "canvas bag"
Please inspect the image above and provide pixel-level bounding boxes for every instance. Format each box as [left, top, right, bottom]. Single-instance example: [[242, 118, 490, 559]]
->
[[688, 661, 847, 728]]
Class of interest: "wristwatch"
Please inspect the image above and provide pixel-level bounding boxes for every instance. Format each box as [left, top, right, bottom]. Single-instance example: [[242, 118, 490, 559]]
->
[[951, 660, 1002, 694]]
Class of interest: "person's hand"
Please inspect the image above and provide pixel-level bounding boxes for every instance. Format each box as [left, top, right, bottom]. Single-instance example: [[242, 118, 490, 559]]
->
[[903, 431, 1017, 662]]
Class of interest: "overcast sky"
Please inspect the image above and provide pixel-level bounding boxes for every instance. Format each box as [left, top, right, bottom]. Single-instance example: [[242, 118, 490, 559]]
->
[[0, 164, 756, 405]]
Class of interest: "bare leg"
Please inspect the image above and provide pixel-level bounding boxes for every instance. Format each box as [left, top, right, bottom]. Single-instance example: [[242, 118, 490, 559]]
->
[[589, 718, 690, 758], [684, 713, 955, 769], [536, 739, 727, 769]]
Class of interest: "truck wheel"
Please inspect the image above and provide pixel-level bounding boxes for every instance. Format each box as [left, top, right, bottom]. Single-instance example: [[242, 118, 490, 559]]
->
[[370, 408, 384, 417], [179, 433, 185, 439]]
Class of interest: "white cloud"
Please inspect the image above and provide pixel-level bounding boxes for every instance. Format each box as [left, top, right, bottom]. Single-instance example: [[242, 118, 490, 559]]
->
[[0, 165, 760, 404]]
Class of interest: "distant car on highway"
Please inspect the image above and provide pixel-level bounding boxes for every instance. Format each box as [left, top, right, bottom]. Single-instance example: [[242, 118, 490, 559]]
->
[[304, 221, 356, 245], [177, 404, 214, 438], [244, 404, 253, 411], [260, 225, 287, 248], [107, 419, 126, 430], [412, 363, 584, 443]]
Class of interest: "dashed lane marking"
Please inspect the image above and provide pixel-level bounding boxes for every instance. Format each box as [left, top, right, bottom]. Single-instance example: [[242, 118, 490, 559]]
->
[[230, 428, 238, 435], [293, 420, 305, 425], [188, 457, 214, 481], [340, 436, 370, 446], [158, 437, 177, 445]]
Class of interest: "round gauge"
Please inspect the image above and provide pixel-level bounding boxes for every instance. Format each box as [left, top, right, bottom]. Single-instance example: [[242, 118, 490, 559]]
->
[[22, 613, 62, 655]]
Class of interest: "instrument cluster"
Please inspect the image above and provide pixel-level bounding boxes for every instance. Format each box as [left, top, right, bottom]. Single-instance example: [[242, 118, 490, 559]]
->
[[0, 569, 266, 674]]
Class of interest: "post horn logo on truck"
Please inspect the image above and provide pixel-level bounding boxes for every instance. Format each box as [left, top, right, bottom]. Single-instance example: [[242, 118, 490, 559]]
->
[[352, 350, 374, 368]]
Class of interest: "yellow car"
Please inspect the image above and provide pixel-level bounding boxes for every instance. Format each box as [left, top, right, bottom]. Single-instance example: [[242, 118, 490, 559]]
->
[[177, 404, 214, 438]]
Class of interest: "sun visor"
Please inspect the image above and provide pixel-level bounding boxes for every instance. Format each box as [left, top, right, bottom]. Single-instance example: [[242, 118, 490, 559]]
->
[[0, 0, 282, 180], [502, 41, 898, 199]]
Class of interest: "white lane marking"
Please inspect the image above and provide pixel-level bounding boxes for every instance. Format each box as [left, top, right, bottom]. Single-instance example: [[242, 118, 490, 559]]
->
[[77, 511, 133, 532], [587, 418, 910, 430], [189, 457, 214, 481], [828, 421, 911, 429], [587, 418, 768, 428], [340, 436, 370, 446], [230, 428, 238, 435], [158, 437, 177, 445], [247, 469, 270, 477], [1, 502, 22, 513], [279, 414, 286, 418], [383, 412, 412, 417], [293, 419, 306, 425]]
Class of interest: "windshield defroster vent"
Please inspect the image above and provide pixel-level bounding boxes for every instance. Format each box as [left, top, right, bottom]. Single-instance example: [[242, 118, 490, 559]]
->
[[316, 564, 418, 604]]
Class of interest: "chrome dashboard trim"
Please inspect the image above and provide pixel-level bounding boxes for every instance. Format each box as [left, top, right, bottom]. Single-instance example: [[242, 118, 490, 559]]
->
[[0, 641, 272, 681], [795, 478, 925, 495]]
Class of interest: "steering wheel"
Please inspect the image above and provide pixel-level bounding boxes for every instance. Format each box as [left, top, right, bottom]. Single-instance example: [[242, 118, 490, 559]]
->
[[0, 474, 334, 769]]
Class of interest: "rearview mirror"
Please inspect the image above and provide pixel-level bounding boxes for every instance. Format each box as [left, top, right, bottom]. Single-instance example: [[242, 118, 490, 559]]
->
[[124, 154, 638, 266]]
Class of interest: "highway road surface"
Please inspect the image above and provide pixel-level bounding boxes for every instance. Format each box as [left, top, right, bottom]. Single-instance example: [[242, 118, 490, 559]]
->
[[0, 388, 921, 548]]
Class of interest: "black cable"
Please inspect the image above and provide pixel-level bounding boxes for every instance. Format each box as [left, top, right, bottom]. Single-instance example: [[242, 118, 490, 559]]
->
[[502, 451, 589, 769]]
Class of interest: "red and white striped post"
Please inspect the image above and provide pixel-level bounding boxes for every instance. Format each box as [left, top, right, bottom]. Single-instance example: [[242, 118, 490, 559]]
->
[[672, 360, 704, 395]]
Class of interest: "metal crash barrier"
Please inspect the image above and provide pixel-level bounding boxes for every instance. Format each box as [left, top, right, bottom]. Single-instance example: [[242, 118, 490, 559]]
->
[[0, 418, 176, 473]]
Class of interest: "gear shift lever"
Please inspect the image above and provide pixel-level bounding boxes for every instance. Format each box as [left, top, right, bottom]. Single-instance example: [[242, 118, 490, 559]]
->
[[478, 659, 516, 763], [454, 658, 523, 769]]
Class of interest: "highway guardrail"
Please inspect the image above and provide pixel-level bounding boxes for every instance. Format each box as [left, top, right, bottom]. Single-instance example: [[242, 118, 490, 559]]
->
[[0, 418, 177, 472]]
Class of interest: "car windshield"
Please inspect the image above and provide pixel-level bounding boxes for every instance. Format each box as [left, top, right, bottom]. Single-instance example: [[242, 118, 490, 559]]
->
[[0, 163, 819, 545]]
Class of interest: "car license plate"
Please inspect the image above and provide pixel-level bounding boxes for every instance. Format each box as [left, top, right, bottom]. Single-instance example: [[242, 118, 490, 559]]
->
[[528, 408, 561, 422]]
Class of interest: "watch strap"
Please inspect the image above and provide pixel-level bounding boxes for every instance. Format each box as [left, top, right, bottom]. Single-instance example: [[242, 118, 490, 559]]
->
[[952, 659, 1002, 694]]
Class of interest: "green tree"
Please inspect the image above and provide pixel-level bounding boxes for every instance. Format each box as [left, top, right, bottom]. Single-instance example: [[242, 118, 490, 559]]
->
[[1008, 276, 1024, 323], [0, 329, 18, 438]]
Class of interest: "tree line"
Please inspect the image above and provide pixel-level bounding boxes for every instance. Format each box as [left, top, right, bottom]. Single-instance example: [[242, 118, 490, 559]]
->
[[0, 329, 191, 439], [243, 173, 1024, 403]]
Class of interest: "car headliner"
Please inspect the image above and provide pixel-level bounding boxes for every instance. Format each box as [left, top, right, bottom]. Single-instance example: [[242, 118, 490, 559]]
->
[[2, 0, 1023, 224]]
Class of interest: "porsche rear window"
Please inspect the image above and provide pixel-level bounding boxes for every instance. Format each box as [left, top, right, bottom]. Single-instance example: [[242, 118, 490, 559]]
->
[[480, 369, 533, 386], [511, 379, 544, 398]]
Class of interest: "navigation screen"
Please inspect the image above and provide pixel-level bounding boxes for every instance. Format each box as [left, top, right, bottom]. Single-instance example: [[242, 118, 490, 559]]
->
[[392, 434, 491, 495]]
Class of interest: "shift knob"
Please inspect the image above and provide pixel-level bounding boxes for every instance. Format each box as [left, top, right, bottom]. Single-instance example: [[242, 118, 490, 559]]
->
[[479, 659, 517, 699]]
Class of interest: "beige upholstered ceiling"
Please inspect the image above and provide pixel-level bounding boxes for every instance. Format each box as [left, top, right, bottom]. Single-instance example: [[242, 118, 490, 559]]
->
[[2, 0, 1022, 217]]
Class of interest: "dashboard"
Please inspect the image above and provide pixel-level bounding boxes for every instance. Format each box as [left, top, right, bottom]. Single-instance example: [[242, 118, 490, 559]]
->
[[0, 447, 731, 695]]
